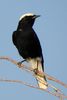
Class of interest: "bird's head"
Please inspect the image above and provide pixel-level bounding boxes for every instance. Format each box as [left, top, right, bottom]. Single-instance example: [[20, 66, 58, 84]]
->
[[18, 13, 40, 29]]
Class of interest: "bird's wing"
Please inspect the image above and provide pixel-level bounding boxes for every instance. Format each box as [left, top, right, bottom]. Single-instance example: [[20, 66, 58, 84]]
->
[[12, 30, 21, 49], [12, 31, 17, 46], [31, 29, 44, 70]]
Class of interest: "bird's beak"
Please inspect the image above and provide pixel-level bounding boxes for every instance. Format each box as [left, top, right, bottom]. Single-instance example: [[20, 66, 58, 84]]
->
[[33, 15, 40, 19]]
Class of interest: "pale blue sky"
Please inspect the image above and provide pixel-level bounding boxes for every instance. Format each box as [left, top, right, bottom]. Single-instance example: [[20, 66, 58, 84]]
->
[[0, 0, 67, 100]]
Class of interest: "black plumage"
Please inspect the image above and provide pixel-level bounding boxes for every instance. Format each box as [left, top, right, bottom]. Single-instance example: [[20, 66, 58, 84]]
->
[[12, 14, 44, 67], [12, 13, 47, 89], [13, 29, 42, 59]]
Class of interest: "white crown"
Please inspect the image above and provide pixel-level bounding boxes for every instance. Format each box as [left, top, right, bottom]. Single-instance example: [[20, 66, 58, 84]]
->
[[19, 13, 34, 21]]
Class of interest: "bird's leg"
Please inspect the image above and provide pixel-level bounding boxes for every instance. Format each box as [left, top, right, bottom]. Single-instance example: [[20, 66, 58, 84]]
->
[[33, 60, 39, 74], [17, 59, 26, 65]]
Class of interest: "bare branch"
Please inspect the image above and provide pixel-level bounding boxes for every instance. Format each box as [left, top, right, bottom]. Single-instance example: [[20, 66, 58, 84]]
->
[[0, 56, 67, 99], [0, 78, 67, 99], [0, 56, 67, 88]]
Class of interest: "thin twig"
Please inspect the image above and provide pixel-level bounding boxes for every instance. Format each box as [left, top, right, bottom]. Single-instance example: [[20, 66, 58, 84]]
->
[[0, 56, 67, 99], [0, 78, 67, 99], [0, 56, 67, 88]]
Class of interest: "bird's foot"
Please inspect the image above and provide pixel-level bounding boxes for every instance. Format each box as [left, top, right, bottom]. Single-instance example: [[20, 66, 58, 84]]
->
[[17, 60, 26, 66], [33, 68, 38, 74]]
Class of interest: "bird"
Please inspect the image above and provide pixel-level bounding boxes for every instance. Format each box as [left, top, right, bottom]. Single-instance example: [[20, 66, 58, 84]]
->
[[12, 13, 48, 89]]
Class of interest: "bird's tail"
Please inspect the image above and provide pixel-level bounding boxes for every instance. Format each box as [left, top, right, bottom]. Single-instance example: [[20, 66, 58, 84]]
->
[[29, 58, 48, 89], [36, 74, 47, 89]]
